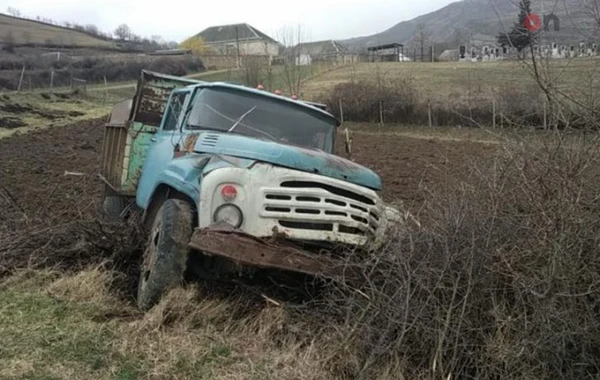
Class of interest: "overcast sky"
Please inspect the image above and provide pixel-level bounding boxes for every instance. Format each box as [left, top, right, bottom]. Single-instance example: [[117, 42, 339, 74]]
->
[[2, 0, 458, 42]]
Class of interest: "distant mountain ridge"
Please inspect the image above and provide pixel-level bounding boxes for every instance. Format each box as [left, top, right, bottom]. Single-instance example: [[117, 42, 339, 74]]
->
[[342, 0, 597, 50]]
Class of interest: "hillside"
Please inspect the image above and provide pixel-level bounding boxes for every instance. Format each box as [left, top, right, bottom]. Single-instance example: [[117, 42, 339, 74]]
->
[[0, 13, 116, 49], [344, 0, 597, 50]]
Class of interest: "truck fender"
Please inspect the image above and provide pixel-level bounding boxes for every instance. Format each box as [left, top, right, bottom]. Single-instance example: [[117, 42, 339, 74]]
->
[[140, 157, 210, 228], [142, 183, 198, 230]]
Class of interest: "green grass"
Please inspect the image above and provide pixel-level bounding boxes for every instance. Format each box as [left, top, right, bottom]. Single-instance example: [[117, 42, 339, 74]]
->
[[0, 274, 138, 379], [0, 13, 115, 48], [0, 269, 332, 380]]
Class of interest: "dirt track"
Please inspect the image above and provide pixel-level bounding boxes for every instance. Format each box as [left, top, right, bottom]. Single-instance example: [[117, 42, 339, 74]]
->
[[1, 120, 491, 222]]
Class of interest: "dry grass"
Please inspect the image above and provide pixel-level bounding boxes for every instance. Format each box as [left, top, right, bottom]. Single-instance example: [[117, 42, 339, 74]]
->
[[0, 92, 114, 139], [0, 13, 115, 48], [0, 270, 335, 379], [303, 60, 600, 103]]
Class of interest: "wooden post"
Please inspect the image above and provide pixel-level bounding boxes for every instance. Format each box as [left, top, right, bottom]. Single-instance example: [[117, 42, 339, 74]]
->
[[428, 101, 433, 127], [50, 70, 54, 90], [339, 99, 344, 123], [379, 100, 384, 126], [543, 100, 547, 129], [104, 76, 108, 102], [17, 66, 25, 92], [492, 98, 496, 129]]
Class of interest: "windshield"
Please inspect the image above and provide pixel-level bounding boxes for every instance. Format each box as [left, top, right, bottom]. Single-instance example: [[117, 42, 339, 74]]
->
[[186, 88, 336, 152]]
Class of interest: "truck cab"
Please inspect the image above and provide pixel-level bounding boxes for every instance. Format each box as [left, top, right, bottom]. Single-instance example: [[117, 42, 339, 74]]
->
[[101, 71, 400, 310]]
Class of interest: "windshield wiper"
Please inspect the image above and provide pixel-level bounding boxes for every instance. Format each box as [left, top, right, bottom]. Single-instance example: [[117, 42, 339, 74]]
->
[[228, 106, 257, 133]]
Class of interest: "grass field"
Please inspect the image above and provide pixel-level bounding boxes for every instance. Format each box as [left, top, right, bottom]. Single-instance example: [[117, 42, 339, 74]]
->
[[301, 59, 600, 102], [0, 13, 115, 48]]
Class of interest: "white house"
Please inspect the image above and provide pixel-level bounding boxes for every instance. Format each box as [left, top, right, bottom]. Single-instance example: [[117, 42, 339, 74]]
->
[[195, 23, 279, 58]]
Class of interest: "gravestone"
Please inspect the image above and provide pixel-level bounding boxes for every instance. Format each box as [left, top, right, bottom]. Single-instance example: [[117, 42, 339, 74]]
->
[[459, 45, 467, 61]]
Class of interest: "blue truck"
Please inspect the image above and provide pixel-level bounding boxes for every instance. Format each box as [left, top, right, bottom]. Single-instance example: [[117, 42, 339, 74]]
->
[[100, 71, 401, 310]]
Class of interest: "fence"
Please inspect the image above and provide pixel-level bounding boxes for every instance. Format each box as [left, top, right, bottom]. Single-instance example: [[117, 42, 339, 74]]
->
[[0, 54, 206, 93], [328, 89, 554, 129]]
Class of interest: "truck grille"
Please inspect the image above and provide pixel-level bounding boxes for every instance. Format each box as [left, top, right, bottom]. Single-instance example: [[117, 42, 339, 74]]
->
[[261, 180, 381, 237]]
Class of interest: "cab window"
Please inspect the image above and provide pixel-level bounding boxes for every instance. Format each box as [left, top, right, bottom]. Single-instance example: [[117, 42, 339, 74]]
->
[[163, 92, 188, 131]]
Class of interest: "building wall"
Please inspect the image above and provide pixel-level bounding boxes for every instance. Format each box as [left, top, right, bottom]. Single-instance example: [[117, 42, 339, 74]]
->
[[208, 40, 279, 57]]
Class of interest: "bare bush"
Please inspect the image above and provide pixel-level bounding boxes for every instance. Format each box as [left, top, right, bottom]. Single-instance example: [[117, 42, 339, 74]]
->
[[322, 78, 420, 123], [295, 135, 600, 379]]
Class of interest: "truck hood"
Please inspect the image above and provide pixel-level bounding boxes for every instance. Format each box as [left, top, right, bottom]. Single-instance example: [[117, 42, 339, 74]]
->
[[193, 132, 382, 190]]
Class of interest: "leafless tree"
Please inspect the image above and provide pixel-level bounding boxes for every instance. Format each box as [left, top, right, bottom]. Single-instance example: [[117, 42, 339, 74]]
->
[[114, 24, 132, 41], [84, 24, 100, 37], [581, 0, 600, 27], [278, 25, 311, 95], [412, 22, 432, 61], [240, 54, 265, 88], [6, 7, 21, 17]]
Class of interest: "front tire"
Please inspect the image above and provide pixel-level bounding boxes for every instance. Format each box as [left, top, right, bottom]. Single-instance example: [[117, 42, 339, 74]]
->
[[137, 199, 195, 311]]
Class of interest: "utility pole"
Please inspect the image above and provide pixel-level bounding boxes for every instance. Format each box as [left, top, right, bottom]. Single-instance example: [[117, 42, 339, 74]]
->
[[235, 25, 241, 69]]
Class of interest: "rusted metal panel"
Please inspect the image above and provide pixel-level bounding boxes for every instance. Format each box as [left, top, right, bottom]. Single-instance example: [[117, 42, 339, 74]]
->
[[100, 124, 128, 190], [131, 70, 201, 127], [188, 225, 360, 282]]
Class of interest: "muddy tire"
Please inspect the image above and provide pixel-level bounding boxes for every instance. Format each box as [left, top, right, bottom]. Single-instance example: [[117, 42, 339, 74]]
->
[[102, 186, 126, 221], [137, 199, 195, 311]]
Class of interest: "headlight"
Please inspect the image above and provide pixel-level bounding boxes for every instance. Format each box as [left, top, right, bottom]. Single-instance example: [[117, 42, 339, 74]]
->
[[213, 204, 243, 228]]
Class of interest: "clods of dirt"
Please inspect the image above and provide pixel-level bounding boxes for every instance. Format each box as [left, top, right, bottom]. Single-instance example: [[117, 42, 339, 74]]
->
[[0, 116, 27, 129], [0, 97, 85, 122]]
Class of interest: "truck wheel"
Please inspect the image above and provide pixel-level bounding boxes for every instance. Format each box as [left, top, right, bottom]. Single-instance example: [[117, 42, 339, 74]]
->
[[102, 186, 126, 221], [137, 199, 194, 311]]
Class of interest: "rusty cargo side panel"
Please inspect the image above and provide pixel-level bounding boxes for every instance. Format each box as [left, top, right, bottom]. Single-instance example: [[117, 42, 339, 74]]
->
[[130, 70, 202, 127], [100, 70, 202, 194]]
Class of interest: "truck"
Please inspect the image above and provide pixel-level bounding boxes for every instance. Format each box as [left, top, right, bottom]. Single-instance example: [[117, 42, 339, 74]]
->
[[101, 71, 401, 311]]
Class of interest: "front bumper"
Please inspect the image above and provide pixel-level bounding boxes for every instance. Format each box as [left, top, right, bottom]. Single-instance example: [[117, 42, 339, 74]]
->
[[188, 224, 360, 282]]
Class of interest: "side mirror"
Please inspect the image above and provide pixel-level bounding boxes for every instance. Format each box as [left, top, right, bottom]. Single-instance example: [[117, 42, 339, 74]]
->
[[344, 127, 353, 160]]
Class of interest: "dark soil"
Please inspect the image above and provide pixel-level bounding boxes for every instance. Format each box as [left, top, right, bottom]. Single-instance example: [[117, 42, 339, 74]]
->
[[0, 118, 106, 220], [0, 117, 144, 292], [0, 121, 492, 292], [336, 131, 495, 212]]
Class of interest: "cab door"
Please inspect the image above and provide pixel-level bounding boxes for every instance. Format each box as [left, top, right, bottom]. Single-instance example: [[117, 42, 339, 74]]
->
[[136, 90, 191, 209]]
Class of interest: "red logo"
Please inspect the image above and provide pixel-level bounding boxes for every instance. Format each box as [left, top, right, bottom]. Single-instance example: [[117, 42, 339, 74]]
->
[[524, 13, 542, 32]]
